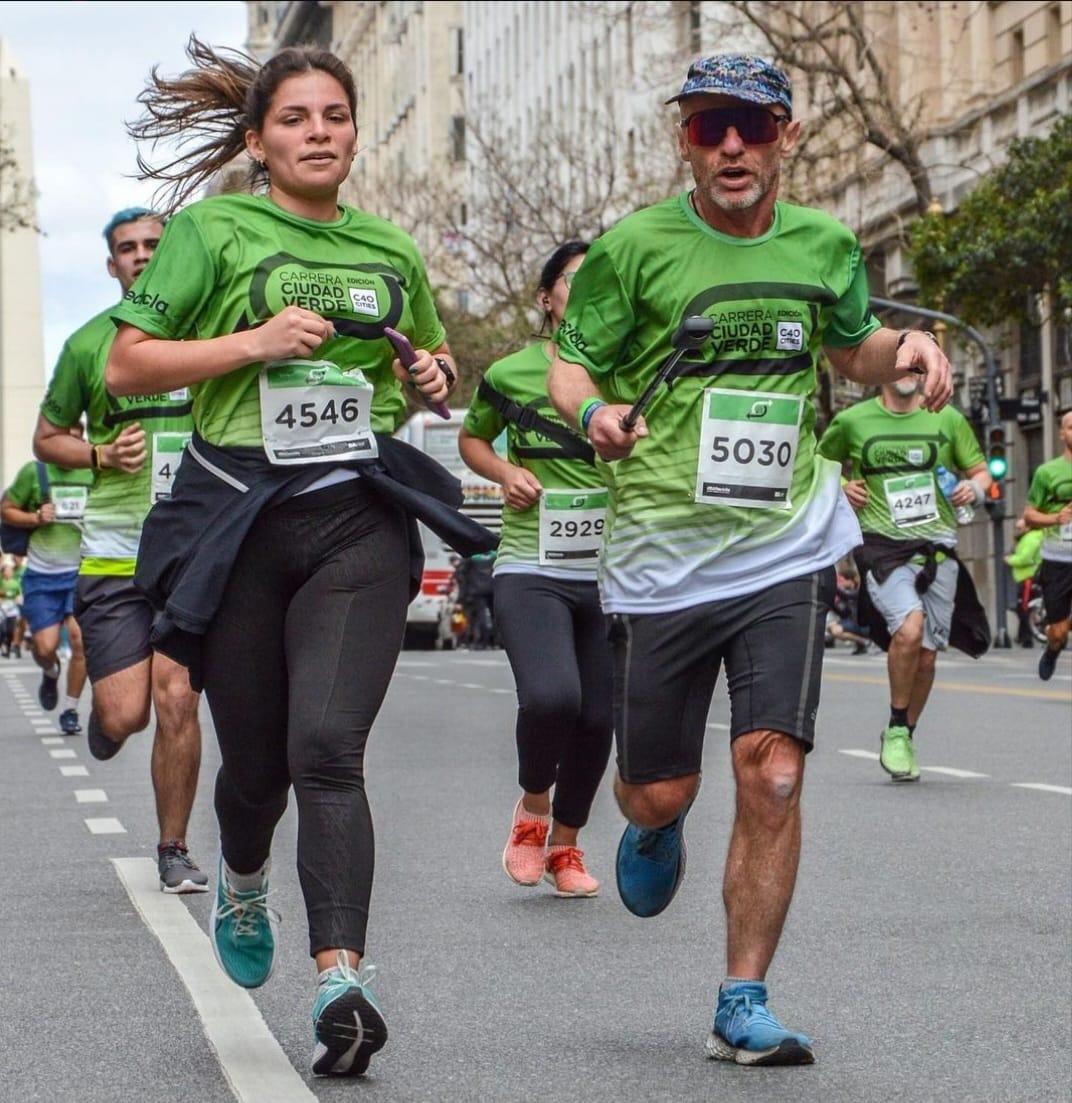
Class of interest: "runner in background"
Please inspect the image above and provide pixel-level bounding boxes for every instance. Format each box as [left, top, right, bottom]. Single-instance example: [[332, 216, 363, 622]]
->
[[460, 241, 613, 898]]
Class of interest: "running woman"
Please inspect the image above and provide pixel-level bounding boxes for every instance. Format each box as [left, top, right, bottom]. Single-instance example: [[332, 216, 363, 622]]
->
[[34, 208, 207, 892], [1, 444, 92, 730], [549, 55, 952, 1065], [1023, 408, 1072, 680], [108, 40, 459, 1077], [460, 242, 613, 899]]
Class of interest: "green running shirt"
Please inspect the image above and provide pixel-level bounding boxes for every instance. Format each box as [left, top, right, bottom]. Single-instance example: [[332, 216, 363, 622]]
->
[[110, 193, 446, 448], [40, 306, 195, 576], [818, 398, 984, 546], [464, 343, 607, 579], [4, 461, 95, 574], [1026, 455, 1072, 563], [556, 193, 876, 612]]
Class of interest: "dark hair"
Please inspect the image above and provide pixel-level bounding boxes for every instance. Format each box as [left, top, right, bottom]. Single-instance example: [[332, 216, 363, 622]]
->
[[536, 240, 589, 335], [127, 35, 358, 212], [538, 240, 589, 293]]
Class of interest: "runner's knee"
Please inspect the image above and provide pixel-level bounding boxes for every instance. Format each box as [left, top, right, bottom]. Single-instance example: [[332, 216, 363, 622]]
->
[[893, 611, 924, 649], [616, 774, 698, 827]]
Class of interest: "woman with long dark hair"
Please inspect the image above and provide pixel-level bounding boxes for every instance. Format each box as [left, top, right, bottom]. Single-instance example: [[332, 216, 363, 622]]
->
[[459, 242, 614, 898], [108, 38, 465, 1077]]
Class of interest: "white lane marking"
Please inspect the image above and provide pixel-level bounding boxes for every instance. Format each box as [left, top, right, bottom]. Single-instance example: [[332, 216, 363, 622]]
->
[[74, 789, 108, 804], [461, 682, 485, 690], [112, 858, 317, 1103], [1012, 783, 1072, 796], [706, 721, 731, 731], [60, 765, 90, 777], [85, 817, 126, 834], [396, 659, 433, 666], [491, 688, 513, 695], [838, 748, 880, 760], [433, 678, 453, 685], [919, 766, 989, 779], [49, 749, 77, 759], [41, 737, 65, 745], [452, 658, 508, 666]]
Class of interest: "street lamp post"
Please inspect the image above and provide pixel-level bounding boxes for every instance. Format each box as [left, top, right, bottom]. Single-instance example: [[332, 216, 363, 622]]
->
[[870, 297, 1012, 649]]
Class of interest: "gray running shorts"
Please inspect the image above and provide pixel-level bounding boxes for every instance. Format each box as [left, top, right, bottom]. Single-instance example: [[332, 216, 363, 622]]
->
[[74, 575, 155, 684], [866, 557, 957, 652]]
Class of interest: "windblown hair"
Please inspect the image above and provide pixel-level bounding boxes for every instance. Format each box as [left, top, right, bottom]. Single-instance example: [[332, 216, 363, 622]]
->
[[536, 240, 589, 335], [127, 36, 358, 213]]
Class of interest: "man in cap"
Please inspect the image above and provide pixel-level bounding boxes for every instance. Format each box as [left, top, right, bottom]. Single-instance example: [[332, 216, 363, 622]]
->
[[550, 55, 951, 1065]]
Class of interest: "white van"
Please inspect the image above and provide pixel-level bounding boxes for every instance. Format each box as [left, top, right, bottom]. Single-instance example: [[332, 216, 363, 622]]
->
[[395, 408, 504, 647]]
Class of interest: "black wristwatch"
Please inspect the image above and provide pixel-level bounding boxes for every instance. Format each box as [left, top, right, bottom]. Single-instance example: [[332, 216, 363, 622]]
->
[[434, 356, 457, 388], [896, 329, 939, 350]]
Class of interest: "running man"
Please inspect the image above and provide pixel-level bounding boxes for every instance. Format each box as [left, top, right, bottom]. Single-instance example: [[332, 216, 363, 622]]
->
[[33, 207, 207, 893], [1, 560, 22, 658], [819, 375, 991, 779], [107, 40, 478, 1078], [460, 241, 613, 899], [1, 447, 91, 732], [1023, 408, 1072, 680], [549, 54, 952, 1065]]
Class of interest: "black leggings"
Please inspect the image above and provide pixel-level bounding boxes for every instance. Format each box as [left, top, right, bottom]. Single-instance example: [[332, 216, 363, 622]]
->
[[493, 573, 613, 828], [201, 480, 411, 956]]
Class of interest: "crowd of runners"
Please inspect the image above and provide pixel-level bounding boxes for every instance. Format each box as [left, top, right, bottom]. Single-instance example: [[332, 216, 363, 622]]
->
[[2, 42, 1070, 1080]]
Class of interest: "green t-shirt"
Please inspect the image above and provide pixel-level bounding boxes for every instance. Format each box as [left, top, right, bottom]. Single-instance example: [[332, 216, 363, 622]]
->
[[0, 575, 20, 603], [556, 193, 878, 611], [40, 306, 195, 576], [818, 397, 984, 546], [110, 193, 446, 449], [4, 461, 95, 574], [463, 343, 607, 577], [1026, 454, 1072, 563]]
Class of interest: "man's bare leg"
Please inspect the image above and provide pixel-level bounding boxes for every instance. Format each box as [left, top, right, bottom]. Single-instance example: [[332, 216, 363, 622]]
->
[[150, 653, 202, 845]]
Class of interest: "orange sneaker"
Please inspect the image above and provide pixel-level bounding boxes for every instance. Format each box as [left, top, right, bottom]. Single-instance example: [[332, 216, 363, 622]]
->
[[544, 845, 599, 898], [502, 800, 549, 886]]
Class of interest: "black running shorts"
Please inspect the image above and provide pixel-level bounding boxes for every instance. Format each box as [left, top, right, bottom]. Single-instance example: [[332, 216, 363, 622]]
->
[[609, 568, 835, 784], [1039, 559, 1072, 625], [75, 575, 155, 684]]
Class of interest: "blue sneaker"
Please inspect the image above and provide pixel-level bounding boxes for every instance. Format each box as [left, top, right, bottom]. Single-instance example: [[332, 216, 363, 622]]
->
[[705, 981, 815, 1066], [210, 856, 279, 989], [615, 814, 687, 918], [311, 953, 388, 1077]]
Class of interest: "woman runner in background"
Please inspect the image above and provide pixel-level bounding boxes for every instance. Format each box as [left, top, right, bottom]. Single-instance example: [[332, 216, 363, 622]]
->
[[459, 243, 614, 897], [108, 39, 459, 1077]]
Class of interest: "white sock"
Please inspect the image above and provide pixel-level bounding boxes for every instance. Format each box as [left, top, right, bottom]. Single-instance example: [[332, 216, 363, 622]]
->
[[45, 662, 60, 678], [63, 696, 79, 713], [223, 857, 269, 893]]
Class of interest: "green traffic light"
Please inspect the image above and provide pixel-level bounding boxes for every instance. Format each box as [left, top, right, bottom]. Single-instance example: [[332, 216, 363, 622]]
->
[[988, 455, 1008, 479]]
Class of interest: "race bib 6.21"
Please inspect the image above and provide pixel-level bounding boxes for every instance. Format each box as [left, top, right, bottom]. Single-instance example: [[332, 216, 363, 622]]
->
[[259, 360, 378, 466], [695, 389, 802, 509]]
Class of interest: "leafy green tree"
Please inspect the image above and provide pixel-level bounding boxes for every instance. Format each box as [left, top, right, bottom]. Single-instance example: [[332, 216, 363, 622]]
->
[[910, 114, 1072, 326]]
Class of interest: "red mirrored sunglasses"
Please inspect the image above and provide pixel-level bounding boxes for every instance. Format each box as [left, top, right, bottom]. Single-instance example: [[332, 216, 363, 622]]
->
[[683, 106, 789, 148]]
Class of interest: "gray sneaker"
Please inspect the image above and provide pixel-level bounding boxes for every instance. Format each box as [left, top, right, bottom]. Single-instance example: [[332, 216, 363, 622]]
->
[[158, 843, 209, 894]]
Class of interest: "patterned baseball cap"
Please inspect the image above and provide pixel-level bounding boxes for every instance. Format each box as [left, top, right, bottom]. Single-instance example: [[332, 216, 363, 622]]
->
[[666, 55, 793, 117]]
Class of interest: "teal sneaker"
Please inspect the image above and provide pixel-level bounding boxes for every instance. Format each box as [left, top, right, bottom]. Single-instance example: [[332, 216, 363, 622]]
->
[[880, 725, 919, 782], [311, 953, 388, 1077], [210, 856, 280, 989], [705, 980, 815, 1066]]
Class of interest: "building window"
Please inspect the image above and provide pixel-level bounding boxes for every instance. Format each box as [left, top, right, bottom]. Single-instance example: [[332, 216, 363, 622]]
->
[[453, 27, 465, 76], [688, 0, 702, 54], [1011, 26, 1025, 84], [451, 115, 466, 162], [1048, 6, 1062, 67]]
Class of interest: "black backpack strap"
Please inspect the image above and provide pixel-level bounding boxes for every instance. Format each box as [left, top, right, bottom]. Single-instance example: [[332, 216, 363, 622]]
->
[[35, 460, 51, 501], [477, 378, 595, 466]]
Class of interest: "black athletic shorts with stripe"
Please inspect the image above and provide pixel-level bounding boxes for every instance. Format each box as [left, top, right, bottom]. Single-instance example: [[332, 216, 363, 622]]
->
[[608, 567, 835, 784], [1038, 559, 1072, 624]]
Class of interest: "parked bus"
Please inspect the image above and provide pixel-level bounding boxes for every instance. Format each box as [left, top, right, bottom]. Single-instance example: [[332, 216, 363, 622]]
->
[[395, 408, 504, 647]]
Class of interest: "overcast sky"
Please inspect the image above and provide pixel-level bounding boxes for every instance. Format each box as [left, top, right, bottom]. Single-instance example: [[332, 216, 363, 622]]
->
[[3, 1, 248, 378]]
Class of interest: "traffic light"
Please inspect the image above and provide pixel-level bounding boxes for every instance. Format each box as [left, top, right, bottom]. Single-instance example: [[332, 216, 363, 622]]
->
[[987, 426, 1008, 480]]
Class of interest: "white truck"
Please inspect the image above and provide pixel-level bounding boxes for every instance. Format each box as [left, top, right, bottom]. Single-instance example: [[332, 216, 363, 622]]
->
[[394, 408, 504, 647]]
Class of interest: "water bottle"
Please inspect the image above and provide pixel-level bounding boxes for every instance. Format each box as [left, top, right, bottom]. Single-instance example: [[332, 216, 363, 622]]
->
[[936, 465, 974, 524]]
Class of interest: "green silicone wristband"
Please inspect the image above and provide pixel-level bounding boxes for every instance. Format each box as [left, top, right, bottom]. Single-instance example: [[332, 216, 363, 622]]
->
[[578, 397, 606, 431]]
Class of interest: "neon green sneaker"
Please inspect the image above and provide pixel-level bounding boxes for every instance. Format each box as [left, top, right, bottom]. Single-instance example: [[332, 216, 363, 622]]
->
[[880, 725, 920, 782]]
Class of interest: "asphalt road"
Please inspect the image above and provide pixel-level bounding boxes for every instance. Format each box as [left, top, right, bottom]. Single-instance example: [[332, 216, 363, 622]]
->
[[0, 642, 1069, 1102]]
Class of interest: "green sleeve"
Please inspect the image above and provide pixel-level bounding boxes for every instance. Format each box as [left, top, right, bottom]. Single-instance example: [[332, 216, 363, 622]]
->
[[462, 373, 507, 442], [4, 462, 40, 511], [822, 241, 882, 349], [556, 240, 636, 380], [40, 340, 88, 428], [110, 210, 217, 340], [1026, 466, 1049, 509], [950, 410, 985, 472], [816, 413, 848, 463], [405, 244, 447, 353]]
